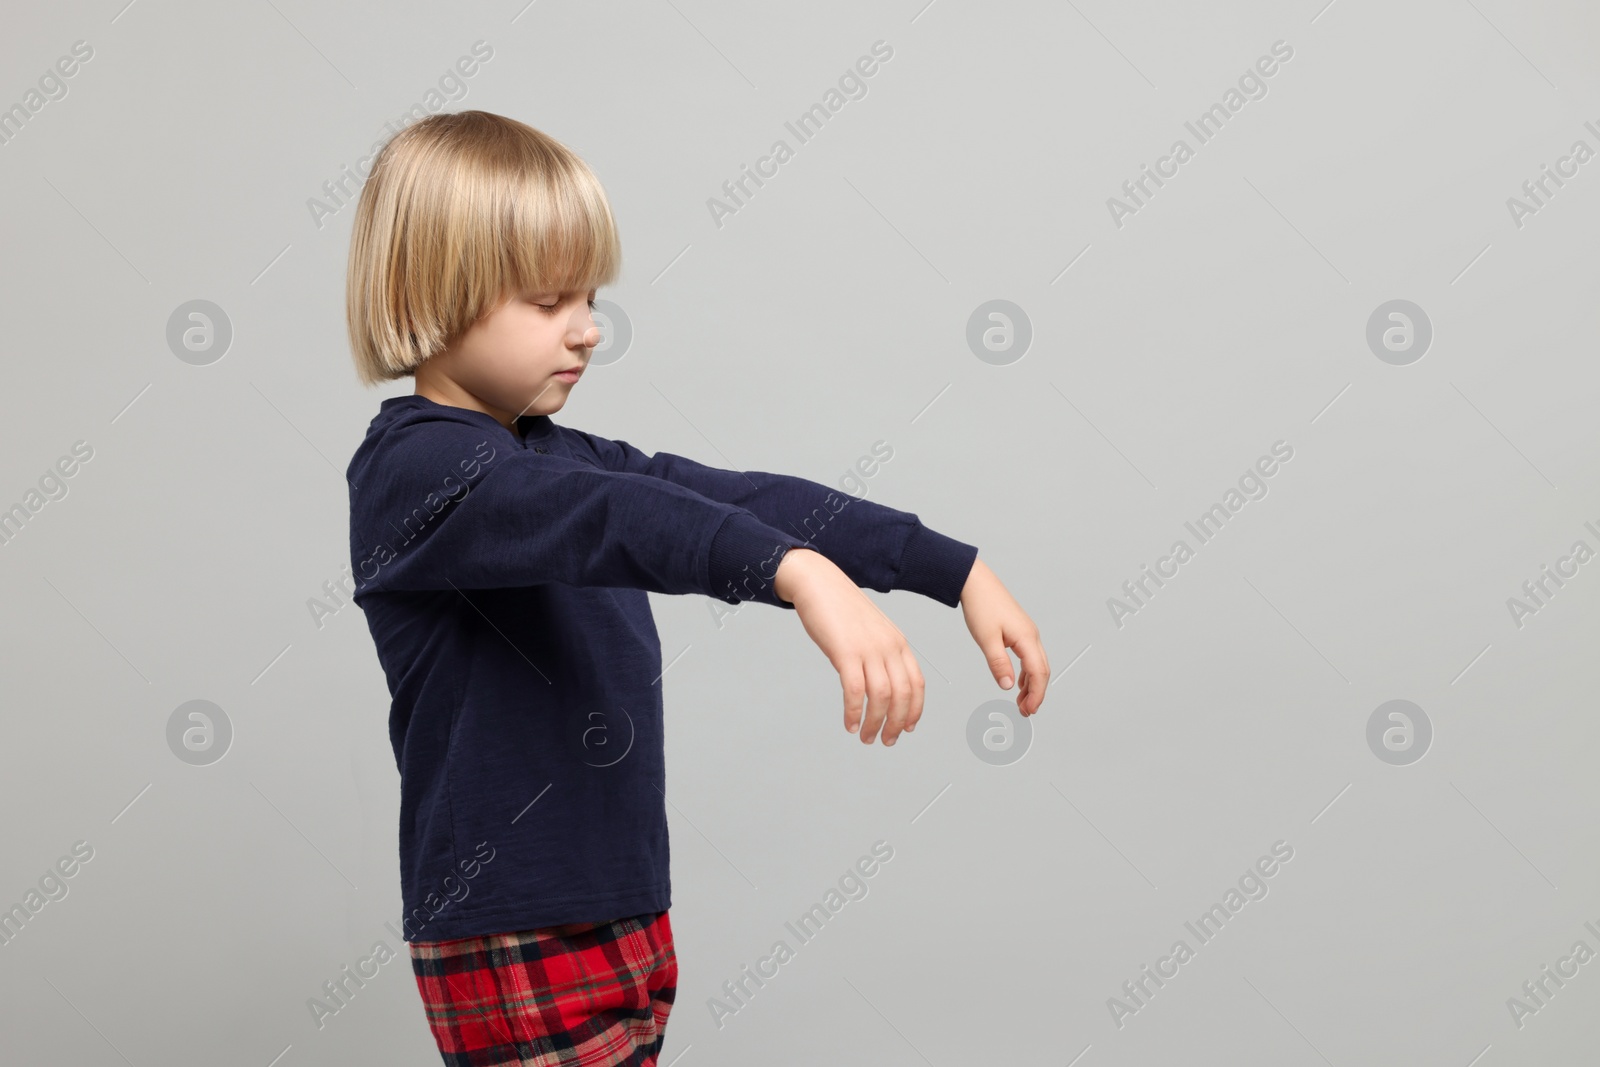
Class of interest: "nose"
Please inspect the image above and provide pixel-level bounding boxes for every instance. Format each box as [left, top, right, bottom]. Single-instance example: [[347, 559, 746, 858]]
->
[[567, 306, 601, 349]]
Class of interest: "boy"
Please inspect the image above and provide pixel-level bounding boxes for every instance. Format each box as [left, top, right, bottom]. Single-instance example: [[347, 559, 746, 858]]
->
[[344, 110, 1048, 1066]]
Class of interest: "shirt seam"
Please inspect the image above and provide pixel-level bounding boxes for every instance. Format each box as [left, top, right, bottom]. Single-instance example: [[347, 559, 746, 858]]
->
[[428, 880, 670, 917], [699, 509, 739, 600], [442, 667, 467, 881], [406, 882, 672, 940]]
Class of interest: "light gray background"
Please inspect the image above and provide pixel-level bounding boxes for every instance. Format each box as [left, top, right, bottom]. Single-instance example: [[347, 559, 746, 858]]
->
[[2, 1, 1597, 1064]]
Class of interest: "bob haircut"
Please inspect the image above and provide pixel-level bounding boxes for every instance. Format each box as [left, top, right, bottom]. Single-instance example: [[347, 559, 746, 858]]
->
[[346, 110, 621, 385]]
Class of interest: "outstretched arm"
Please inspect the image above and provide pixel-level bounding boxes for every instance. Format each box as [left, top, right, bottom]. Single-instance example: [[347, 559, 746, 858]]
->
[[568, 430, 978, 607], [349, 423, 808, 607]]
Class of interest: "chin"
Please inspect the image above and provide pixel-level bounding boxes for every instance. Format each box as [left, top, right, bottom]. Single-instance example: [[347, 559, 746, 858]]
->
[[528, 394, 567, 416]]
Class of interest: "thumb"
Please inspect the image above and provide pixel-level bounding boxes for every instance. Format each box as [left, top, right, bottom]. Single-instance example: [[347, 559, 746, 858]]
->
[[982, 637, 1014, 690]]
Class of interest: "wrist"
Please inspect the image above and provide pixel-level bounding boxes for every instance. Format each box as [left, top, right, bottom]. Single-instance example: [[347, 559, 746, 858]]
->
[[960, 557, 989, 603], [773, 545, 824, 605]]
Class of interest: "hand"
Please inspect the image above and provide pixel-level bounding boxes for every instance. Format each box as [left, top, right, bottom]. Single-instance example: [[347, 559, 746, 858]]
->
[[774, 547, 925, 746], [959, 558, 1049, 716]]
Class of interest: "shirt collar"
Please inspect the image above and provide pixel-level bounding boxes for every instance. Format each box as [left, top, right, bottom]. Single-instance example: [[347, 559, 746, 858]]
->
[[383, 394, 557, 445]]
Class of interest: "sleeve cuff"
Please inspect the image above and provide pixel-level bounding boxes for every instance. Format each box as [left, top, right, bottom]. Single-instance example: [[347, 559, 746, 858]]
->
[[893, 522, 979, 608], [706, 511, 809, 609]]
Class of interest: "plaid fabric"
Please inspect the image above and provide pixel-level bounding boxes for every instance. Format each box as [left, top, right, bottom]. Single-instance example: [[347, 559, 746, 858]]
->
[[408, 911, 677, 1066]]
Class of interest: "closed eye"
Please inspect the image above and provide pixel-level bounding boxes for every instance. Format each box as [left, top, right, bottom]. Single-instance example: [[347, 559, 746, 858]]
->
[[533, 295, 599, 313]]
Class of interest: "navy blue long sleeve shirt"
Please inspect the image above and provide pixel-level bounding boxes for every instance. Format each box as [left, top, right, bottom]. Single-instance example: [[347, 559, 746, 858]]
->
[[347, 394, 979, 941]]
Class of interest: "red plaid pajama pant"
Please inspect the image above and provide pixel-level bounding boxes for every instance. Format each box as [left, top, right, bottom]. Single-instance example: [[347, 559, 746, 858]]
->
[[408, 910, 678, 1066]]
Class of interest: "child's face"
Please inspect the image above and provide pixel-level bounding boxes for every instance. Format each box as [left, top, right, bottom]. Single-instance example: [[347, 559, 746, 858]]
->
[[422, 287, 601, 427]]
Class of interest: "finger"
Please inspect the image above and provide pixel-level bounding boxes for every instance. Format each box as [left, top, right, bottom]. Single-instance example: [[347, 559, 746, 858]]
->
[[1011, 630, 1050, 715], [860, 658, 891, 744], [980, 633, 1015, 690], [841, 659, 865, 734], [900, 645, 926, 733], [1016, 660, 1043, 716], [880, 652, 913, 745]]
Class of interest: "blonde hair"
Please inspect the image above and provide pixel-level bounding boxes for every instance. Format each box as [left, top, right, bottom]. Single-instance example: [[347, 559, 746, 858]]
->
[[345, 110, 622, 385]]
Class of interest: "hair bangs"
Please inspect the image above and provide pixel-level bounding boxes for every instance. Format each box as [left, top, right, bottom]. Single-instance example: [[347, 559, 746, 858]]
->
[[497, 154, 621, 302]]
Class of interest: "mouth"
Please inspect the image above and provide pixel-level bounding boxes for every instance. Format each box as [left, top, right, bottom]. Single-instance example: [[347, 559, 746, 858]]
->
[[553, 367, 582, 382]]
